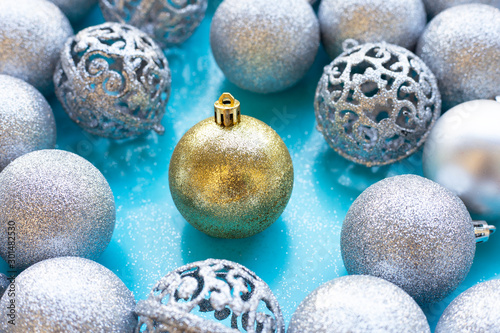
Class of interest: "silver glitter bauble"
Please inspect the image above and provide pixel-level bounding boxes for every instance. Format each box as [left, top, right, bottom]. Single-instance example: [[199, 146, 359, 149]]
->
[[99, 0, 207, 47], [315, 42, 441, 167], [136, 259, 285, 332], [0, 257, 137, 332], [54, 23, 171, 139], [435, 279, 500, 333], [423, 100, 500, 221], [318, 0, 426, 59], [416, 4, 500, 111], [288, 275, 430, 333], [210, 0, 320, 94], [49, 0, 98, 22], [341, 174, 476, 305], [0, 75, 56, 172], [0, 0, 73, 95], [422, 0, 500, 17], [0, 150, 115, 269]]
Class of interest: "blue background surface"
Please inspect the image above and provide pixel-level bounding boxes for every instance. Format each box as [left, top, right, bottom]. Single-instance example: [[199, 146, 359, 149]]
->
[[2, 1, 500, 331]]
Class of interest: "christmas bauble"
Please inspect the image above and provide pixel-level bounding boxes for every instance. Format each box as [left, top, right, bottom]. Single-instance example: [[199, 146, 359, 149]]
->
[[422, 0, 500, 17], [417, 4, 500, 110], [0, 75, 56, 172], [0, 257, 137, 332], [169, 93, 293, 238], [210, 0, 320, 94], [315, 42, 441, 167], [0, 0, 73, 95], [136, 259, 285, 332], [435, 279, 500, 333], [54, 23, 171, 139], [318, 0, 426, 59], [99, 0, 207, 47], [49, 0, 97, 22], [0, 150, 115, 269], [341, 174, 475, 304], [423, 100, 500, 221], [288, 275, 430, 333]]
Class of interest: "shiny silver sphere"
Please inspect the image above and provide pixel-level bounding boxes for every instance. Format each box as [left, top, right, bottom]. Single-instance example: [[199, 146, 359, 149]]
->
[[210, 0, 320, 94], [423, 100, 500, 221], [288, 275, 430, 333], [422, 0, 500, 17], [0, 75, 56, 172]]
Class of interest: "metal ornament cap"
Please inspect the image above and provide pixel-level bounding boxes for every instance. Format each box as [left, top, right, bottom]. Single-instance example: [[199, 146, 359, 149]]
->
[[341, 174, 476, 305], [288, 275, 430, 333], [135, 259, 285, 333]]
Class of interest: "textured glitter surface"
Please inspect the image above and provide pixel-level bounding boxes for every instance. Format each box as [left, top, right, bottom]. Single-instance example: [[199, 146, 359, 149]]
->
[[210, 0, 319, 94], [0, 75, 56, 172], [288, 275, 430, 333], [0, 150, 116, 269], [315, 43, 441, 167], [49, 0, 98, 22], [54, 23, 171, 139], [435, 279, 500, 332], [0, 0, 73, 95], [169, 115, 294, 239], [0, 273, 8, 299], [341, 174, 476, 305], [0, 257, 137, 332], [422, 0, 500, 17], [423, 100, 500, 221], [136, 259, 285, 332], [99, 0, 207, 46], [318, 0, 426, 59], [416, 4, 500, 111]]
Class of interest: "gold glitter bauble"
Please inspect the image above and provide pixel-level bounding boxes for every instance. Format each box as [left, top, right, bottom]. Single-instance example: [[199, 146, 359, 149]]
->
[[169, 93, 294, 239]]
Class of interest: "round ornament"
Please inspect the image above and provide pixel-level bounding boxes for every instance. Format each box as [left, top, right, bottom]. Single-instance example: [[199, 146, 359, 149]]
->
[[422, 0, 500, 17], [435, 279, 500, 333], [318, 0, 426, 59], [99, 0, 207, 47], [0, 149, 115, 269], [0, 75, 56, 172], [210, 0, 320, 94], [0, 257, 137, 332], [341, 174, 475, 304], [54, 22, 171, 139], [288, 275, 430, 333], [49, 0, 98, 22], [0, 0, 73, 95], [136, 259, 285, 332], [169, 93, 294, 239], [423, 100, 500, 221], [315, 42, 441, 167], [416, 4, 500, 110]]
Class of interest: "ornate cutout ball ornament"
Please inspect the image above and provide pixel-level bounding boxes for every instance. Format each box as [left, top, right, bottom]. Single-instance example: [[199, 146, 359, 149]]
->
[[135, 259, 285, 333], [288, 275, 430, 333], [422, 0, 500, 17], [341, 175, 477, 305], [54, 23, 171, 139], [0, 0, 73, 95], [49, 0, 98, 22], [0, 257, 137, 332], [315, 42, 441, 167], [99, 0, 208, 47]]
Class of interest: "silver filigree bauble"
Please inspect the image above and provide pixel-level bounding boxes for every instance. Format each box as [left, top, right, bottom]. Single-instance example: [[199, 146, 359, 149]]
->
[[0, 257, 137, 332], [288, 275, 430, 333], [435, 279, 500, 333], [54, 23, 171, 139], [0, 0, 73, 95], [0, 75, 56, 172], [135, 259, 285, 333], [341, 175, 476, 305], [315, 42, 441, 167], [417, 4, 500, 110], [422, 0, 500, 17], [49, 0, 98, 22], [318, 0, 426, 59], [99, 0, 208, 47]]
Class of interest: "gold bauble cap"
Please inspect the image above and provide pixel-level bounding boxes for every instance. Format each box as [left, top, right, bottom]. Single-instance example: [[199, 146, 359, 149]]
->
[[214, 93, 241, 127]]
